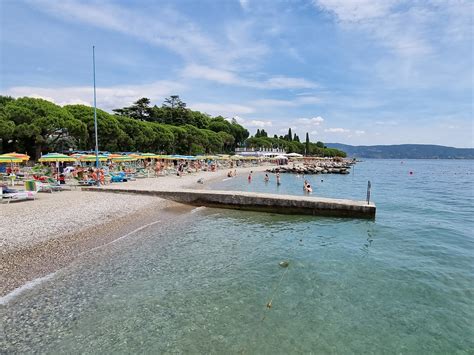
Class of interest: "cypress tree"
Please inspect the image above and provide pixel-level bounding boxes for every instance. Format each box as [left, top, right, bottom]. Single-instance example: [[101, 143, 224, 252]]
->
[[288, 128, 292, 141], [305, 132, 310, 155]]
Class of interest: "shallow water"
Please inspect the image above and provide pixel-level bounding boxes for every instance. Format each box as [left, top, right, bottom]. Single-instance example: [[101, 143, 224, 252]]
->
[[2, 160, 474, 353]]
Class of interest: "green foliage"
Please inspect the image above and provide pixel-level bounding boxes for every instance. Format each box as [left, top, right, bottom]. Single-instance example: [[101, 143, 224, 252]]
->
[[0, 96, 345, 158], [1, 96, 87, 158]]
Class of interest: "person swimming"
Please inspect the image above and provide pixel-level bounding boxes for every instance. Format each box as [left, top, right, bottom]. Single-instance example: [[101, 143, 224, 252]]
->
[[304, 179, 312, 192]]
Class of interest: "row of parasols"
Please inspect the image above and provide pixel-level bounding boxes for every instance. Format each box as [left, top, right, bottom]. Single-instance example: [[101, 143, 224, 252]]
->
[[0, 152, 286, 164]]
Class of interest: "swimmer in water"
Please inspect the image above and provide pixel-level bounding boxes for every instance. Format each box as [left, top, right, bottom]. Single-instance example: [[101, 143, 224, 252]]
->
[[264, 173, 269, 182], [276, 172, 281, 185], [248, 171, 252, 182]]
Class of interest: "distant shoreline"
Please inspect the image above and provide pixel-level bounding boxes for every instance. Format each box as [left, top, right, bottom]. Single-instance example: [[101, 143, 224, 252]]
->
[[326, 143, 474, 159]]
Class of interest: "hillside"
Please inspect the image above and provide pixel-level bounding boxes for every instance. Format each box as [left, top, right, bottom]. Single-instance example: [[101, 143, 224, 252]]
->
[[325, 143, 474, 159]]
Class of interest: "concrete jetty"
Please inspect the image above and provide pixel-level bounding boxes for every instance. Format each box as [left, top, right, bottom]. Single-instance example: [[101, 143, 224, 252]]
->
[[82, 187, 376, 219]]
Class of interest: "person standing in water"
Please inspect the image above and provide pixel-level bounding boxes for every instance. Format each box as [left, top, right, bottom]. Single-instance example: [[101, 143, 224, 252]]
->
[[264, 173, 269, 183], [248, 171, 253, 182], [276, 172, 281, 185]]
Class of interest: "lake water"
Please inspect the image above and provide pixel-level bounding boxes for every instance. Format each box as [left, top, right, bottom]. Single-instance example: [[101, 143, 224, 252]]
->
[[2, 160, 473, 353]]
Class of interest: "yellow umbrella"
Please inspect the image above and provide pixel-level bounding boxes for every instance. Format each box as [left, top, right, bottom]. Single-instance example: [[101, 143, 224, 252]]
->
[[0, 155, 23, 163], [38, 153, 76, 162], [138, 153, 162, 159], [77, 154, 108, 162], [111, 155, 137, 162], [3, 152, 30, 161]]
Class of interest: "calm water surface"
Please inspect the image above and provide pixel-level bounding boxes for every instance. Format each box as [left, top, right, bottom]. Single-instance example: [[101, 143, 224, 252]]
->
[[2, 160, 473, 353]]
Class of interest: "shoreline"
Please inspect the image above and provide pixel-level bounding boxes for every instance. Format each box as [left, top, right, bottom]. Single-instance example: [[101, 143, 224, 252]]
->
[[0, 164, 272, 298]]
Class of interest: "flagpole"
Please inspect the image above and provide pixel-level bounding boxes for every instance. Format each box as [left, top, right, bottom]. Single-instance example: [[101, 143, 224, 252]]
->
[[92, 45, 100, 186]]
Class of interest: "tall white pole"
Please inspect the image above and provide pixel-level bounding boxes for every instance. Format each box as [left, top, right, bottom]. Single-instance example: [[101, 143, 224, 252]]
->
[[93, 45, 100, 186]]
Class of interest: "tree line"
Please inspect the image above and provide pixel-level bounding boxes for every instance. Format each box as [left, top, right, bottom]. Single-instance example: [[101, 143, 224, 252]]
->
[[0, 95, 345, 159], [249, 127, 346, 157]]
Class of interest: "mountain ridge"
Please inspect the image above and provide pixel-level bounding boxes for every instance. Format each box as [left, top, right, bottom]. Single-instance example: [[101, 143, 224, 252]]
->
[[325, 143, 474, 159]]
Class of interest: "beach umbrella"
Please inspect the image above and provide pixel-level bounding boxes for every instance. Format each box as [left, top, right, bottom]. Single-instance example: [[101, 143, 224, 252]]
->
[[77, 154, 108, 162], [38, 153, 76, 162], [111, 155, 137, 162], [137, 153, 162, 159], [38, 153, 76, 181], [3, 152, 30, 161], [0, 155, 23, 163], [286, 152, 303, 157], [160, 155, 176, 160]]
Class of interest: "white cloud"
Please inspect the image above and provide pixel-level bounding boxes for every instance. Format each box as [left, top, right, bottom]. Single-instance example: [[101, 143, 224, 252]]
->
[[182, 64, 240, 85], [354, 130, 365, 135], [375, 120, 398, 126], [233, 116, 272, 128], [324, 127, 350, 133], [264, 76, 317, 89], [5, 81, 185, 111], [189, 103, 255, 116], [239, 0, 250, 10], [251, 99, 296, 107], [315, 0, 396, 22], [297, 116, 324, 125], [33, 0, 266, 68], [181, 64, 318, 90]]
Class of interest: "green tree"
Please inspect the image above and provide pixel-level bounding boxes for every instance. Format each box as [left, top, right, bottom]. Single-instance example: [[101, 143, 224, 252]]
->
[[162, 95, 187, 125], [5, 98, 87, 158], [65, 105, 128, 152], [113, 97, 152, 121], [305, 132, 310, 155], [287, 128, 292, 141]]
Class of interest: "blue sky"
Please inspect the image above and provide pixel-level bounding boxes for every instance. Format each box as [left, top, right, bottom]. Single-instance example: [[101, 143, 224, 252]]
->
[[1, 0, 472, 147]]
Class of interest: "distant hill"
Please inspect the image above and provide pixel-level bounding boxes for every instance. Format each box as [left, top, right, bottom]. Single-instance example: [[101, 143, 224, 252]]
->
[[325, 143, 474, 159]]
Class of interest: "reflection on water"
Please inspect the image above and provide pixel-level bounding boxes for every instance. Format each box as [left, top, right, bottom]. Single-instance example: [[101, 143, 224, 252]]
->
[[2, 160, 474, 353]]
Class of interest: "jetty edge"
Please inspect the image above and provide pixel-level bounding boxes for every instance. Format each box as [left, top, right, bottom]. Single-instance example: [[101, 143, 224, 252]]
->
[[82, 187, 376, 219]]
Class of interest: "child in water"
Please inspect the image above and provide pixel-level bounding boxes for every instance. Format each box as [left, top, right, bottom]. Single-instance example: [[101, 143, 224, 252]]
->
[[248, 171, 253, 182], [264, 173, 269, 182]]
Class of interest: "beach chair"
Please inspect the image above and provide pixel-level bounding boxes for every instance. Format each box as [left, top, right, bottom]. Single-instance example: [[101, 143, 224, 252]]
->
[[25, 180, 61, 193], [1, 185, 36, 203]]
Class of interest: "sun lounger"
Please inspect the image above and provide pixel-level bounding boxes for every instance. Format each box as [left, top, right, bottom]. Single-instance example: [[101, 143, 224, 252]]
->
[[1, 186, 36, 203]]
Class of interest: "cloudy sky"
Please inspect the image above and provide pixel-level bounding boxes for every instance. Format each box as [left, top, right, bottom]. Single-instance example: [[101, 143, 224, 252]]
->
[[1, 0, 472, 147]]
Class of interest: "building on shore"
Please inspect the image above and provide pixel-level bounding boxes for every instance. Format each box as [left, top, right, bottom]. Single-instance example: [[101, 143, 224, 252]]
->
[[235, 147, 286, 157]]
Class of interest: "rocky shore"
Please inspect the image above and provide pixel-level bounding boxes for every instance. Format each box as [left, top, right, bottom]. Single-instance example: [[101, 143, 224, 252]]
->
[[266, 160, 353, 175]]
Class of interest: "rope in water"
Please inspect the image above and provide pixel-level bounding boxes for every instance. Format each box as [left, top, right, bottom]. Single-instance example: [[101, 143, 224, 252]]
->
[[260, 235, 303, 321], [261, 265, 290, 321]]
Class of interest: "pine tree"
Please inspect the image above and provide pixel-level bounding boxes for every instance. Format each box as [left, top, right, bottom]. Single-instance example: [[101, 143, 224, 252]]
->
[[288, 128, 292, 141], [293, 133, 300, 142], [256, 129, 261, 137]]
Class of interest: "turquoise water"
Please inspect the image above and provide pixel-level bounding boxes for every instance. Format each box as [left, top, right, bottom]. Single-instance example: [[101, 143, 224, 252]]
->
[[2, 160, 474, 353]]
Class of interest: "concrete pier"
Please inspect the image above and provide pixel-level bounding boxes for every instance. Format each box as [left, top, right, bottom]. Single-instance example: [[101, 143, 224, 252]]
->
[[82, 187, 376, 219]]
